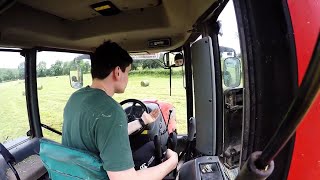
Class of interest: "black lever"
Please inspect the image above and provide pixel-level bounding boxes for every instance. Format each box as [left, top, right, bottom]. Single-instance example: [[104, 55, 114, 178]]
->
[[187, 117, 196, 142], [41, 123, 62, 135], [178, 117, 196, 162], [166, 109, 173, 132], [154, 135, 162, 164], [0, 143, 20, 180]]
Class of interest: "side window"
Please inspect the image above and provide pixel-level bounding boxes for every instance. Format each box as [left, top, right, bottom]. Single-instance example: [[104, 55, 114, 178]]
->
[[217, 0, 244, 170], [218, 1, 243, 90], [0, 50, 29, 145], [36, 51, 91, 142]]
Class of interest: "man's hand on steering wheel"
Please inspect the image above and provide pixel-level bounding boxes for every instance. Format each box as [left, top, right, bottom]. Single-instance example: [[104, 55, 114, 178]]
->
[[141, 109, 160, 125]]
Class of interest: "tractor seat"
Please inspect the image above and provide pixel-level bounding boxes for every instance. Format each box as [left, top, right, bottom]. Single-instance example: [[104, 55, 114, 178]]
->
[[39, 139, 108, 180]]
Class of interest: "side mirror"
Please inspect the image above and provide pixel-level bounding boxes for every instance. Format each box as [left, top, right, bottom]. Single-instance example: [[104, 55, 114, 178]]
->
[[223, 57, 241, 88], [69, 61, 83, 89], [162, 52, 184, 68]]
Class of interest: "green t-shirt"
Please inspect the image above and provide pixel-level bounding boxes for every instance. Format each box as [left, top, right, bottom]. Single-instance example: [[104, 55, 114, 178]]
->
[[62, 86, 134, 173]]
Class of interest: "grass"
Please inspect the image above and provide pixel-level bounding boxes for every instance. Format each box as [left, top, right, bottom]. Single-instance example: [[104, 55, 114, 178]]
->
[[0, 80, 29, 143], [129, 68, 184, 77], [0, 72, 187, 143]]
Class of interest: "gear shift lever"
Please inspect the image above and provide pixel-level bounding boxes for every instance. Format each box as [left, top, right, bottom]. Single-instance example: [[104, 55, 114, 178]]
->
[[154, 135, 162, 164]]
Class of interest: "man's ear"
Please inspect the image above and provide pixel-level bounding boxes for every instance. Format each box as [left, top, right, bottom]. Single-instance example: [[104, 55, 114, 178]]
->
[[113, 66, 121, 80]]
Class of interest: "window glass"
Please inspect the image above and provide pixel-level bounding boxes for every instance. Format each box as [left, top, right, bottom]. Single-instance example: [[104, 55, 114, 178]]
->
[[36, 51, 91, 142], [218, 1, 243, 91], [37, 51, 187, 142], [0, 51, 29, 144], [217, 0, 244, 174]]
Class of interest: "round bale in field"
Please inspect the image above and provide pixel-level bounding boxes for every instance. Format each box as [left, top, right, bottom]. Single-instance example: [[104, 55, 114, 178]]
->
[[37, 84, 43, 90], [141, 80, 149, 87]]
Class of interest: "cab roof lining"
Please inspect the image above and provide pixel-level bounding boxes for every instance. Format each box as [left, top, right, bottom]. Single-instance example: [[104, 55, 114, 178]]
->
[[0, 0, 218, 53]]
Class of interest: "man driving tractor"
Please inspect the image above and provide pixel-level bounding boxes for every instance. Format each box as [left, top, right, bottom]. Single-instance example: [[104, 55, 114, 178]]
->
[[62, 41, 178, 179]]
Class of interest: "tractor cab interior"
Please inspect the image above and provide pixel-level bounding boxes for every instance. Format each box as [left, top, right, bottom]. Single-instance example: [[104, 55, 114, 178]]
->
[[1, 0, 316, 179], [1, 0, 238, 179]]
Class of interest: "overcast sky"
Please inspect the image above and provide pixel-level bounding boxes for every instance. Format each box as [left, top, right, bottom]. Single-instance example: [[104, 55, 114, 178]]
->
[[0, 51, 81, 69], [0, 1, 240, 69], [218, 1, 241, 54]]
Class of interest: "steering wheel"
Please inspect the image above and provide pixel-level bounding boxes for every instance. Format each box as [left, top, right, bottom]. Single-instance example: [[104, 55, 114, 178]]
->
[[120, 99, 150, 135], [120, 99, 164, 167]]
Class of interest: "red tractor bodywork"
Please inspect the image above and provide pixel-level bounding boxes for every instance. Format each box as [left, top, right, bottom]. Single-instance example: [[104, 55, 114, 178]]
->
[[143, 99, 177, 134], [288, 0, 320, 179]]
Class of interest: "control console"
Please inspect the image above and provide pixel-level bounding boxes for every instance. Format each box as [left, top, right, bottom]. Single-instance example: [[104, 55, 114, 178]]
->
[[178, 156, 227, 180]]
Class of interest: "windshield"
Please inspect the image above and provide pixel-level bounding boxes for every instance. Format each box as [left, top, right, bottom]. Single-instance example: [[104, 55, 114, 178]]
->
[[0, 49, 187, 143], [34, 51, 187, 142]]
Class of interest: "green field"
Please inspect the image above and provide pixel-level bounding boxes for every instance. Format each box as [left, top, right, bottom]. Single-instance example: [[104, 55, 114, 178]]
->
[[0, 72, 187, 143]]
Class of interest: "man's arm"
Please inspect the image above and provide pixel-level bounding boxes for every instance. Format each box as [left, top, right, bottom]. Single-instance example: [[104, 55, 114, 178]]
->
[[128, 119, 143, 135], [107, 149, 178, 180], [128, 109, 160, 135]]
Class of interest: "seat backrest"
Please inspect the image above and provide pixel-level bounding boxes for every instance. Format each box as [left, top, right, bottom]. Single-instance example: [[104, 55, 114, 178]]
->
[[39, 139, 108, 180]]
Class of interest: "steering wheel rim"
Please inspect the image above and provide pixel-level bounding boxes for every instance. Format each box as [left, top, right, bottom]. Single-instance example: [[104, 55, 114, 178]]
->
[[120, 99, 149, 135]]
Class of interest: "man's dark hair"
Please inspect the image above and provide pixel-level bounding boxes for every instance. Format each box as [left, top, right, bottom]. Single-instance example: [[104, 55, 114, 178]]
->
[[90, 41, 133, 79]]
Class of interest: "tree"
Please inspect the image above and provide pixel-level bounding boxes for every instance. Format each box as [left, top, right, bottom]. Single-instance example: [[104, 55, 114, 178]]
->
[[49, 60, 63, 76], [3, 69, 16, 81], [18, 62, 25, 79], [62, 61, 70, 75], [77, 60, 90, 74], [82, 61, 91, 74], [131, 60, 143, 70], [46, 68, 54, 76], [37, 61, 47, 77], [142, 59, 163, 69]]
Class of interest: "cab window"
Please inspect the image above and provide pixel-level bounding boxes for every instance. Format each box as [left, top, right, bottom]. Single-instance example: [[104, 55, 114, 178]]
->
[[217, 0, 244, 170], [36, 51, 91, 142], [0, 50, 29, 145]]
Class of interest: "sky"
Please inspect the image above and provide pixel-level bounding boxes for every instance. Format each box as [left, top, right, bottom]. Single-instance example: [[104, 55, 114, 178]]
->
[[0, 51, 82, 69], [0, 1, 240, 69], [217, 1, 241, 54]]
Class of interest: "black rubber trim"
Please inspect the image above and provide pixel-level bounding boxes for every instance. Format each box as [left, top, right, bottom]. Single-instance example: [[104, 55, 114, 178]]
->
[[275, 1, 299, 179], [182, 44, 194, 125], [233, 0, 299, 179], [233, 0, 254, 168], [0, 0, 15, 14], [257, 35, 320, 168], [0, 49, 21, 52], [36, 46, 91, 54]]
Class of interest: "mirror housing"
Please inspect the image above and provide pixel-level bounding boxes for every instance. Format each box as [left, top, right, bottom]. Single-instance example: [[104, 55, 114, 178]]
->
[[223, 57, 241, 88], [162, 52, 184, 68], [69, 61, 83, 89]]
